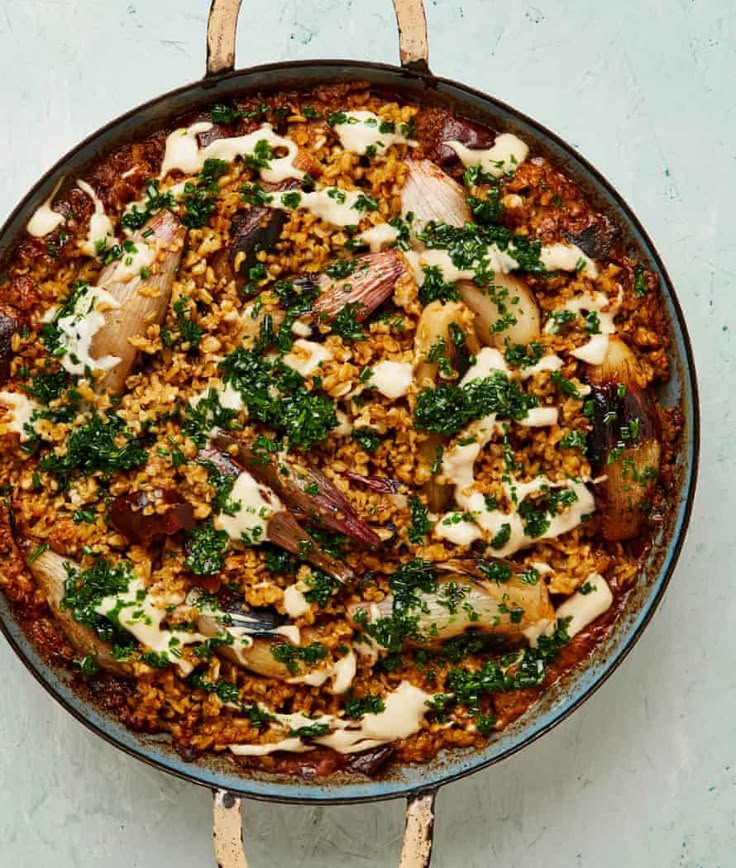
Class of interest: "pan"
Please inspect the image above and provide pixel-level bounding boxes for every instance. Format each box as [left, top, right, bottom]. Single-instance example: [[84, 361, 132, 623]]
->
[[0, 1, 699, 865]]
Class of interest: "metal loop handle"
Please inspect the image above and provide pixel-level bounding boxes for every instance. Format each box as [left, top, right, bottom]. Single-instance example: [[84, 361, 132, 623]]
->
[[212, 788, 438, 867], [206, 0, 430, 77]]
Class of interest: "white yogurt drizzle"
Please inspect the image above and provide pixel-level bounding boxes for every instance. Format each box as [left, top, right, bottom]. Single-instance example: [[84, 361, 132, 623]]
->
[[269, 187, 374, 227], [76, 179, 116, 256], [95, 578, 205, 674], [555, 573, 613, 637], [283, 582, 311, 618], [358, 222, 401, 252], [228, 680, 432, 756], [433, 348, 594, 551], [0, 391, 38, 442], [405, 240, 596, 288], [444, 132, 529, 178], [282, 339, 333, 377], [26, 178, 65, 237], [370, 360, 413, 399], [288, 649, 357, 694], [332, 111, 417, 156], [188, 381, 245, 435], [214, 470, 283, 546], [160, 122, 305, 184], [544, 288, 622, 365], [49, 284, 121, 376]]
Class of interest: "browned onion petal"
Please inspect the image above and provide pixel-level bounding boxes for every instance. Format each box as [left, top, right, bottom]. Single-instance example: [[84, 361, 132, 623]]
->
[[312, 251, 406, 322], [214, 434, 380, 549], [109, 488, 195, 545]]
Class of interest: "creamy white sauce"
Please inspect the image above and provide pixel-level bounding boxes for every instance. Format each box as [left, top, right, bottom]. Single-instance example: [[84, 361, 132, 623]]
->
[[434, 514, 483, 546], [555, 574, 613, 637], [282, 339, 333, 376], [51, 284, 121, 376], [523, 618, 555, 647], [444, 132, 529, 178], [227, 680, 432, 756], [539, 243, 598, 279], [0, 391, 37, 442], [160, 122, 305, 184], [460, 345, 565, 386], [95, 579, 205, 674], [334, 409, 353, 437], [271, 625, 301, 645], [271, 187, 371, 227], [289, 649, 357, 695], [370, 360, 413, 399], [544, 288, 621, 365], [519, 406, 559, 427], [358, 222, 401, 252], [26, 178, 65, 237], [333, 111, 416, 155], [521, 353, 564, 379], [405, 239, 591, 288], [442, 414, 499, 489], [188, 381, 245, 435], [291, 319, 313, 338], [106, 239, 156, 283], [214, 471, 282, 545], [459, 347, 509, 385], [76, 179, 115, 257], [436, 471, 595, 556], [283, 582, 310, 618]]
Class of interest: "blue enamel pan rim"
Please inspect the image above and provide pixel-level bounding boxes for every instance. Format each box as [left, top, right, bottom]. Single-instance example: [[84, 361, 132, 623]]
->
[[0, 59, 699, 805]]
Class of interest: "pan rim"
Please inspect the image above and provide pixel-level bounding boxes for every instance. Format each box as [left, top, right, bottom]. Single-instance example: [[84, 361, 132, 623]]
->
[[0, 57, 700, 804]]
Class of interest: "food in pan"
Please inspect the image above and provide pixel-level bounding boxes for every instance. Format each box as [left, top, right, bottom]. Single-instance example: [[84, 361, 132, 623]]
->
[[0, 83, 681, 777]]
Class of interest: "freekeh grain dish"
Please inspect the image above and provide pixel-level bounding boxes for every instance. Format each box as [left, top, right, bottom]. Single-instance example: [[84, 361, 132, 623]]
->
[[0, 83, 681, 778]]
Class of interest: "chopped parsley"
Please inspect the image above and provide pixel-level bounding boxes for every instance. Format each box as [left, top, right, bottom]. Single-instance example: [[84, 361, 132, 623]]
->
[[270, 641, 328, 675], [559, 430, 587, 450], [61, 558, 133, 630], [40, 412, 147, 480], [407, 495, 431, 544], [633, 265, 648, 298], [303, 568, 341, 608], [161, 295, 204, 350], [353, 427, 381, 453], [119, 180, 174, 232], [414, 371, 538, 435], [180, 158, 228, 229], [344, 694, 386, 718], [329, 302, 365, 342], [219, 349, 337, 450], [184, 522, 229, 576]]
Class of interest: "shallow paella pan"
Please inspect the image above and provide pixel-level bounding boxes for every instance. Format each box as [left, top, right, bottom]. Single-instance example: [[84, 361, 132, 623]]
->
[[0, 0, 698, 865]]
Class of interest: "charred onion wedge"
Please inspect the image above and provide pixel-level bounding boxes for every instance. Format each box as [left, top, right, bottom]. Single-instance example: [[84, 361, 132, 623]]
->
[[24, 546, 131, 677], [311, 251, 406, 324], [198, 442, 355, 582], [211, 433, 380, 549], [457, 275, 541, 348], [413, 300, 481, 511], [90, 210, 186, 395], [401, 157, 471, 233], [109, 488, 195, 546], [349, 558, 554, 649], [586, 336, 662, 541]]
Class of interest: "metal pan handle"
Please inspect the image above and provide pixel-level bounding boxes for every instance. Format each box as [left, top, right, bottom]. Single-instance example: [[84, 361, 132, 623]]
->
[[212, 787, 438, 867], [206, 0, 430, 77]]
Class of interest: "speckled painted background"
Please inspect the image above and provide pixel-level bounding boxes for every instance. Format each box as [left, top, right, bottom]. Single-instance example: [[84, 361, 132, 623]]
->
[[0, 1, 733, 866]]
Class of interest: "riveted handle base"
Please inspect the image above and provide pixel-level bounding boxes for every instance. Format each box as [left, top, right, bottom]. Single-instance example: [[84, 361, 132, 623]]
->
[[399, 790, 438, 868], [213, 790, 248, 868]]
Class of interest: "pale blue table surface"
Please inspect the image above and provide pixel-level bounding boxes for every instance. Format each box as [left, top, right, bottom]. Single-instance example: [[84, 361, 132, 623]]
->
[[0, 1, 733, 866]]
